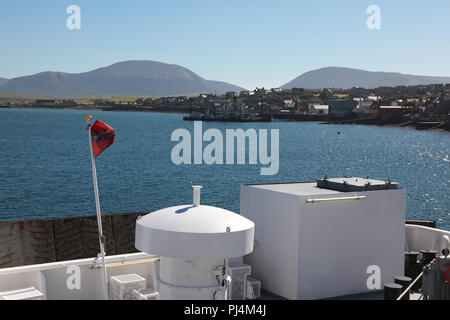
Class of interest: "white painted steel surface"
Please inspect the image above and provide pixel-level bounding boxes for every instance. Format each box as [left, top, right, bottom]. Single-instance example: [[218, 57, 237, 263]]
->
[[110, 273, 146, 300], [135, 204, 254, 259], [192, 185, 202, 207], [0, 287, 44, 300], [405, 224, 450, 255], [135, 187, 255, 300], [0, 252, 156, 300], [241, 181, 406, 300], [158, 257, 226, 300]]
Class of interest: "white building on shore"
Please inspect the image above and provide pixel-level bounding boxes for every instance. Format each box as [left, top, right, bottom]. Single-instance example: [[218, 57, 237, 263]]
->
[[308, 104, 329, 115]]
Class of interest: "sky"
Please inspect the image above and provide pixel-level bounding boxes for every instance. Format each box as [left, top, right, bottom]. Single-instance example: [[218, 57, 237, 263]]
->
[[0, 0, 449, 89]]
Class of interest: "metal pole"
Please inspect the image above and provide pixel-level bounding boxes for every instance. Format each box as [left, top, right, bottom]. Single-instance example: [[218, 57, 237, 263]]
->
[[396, 271, 424, 300], [86, 116, 109, 300]]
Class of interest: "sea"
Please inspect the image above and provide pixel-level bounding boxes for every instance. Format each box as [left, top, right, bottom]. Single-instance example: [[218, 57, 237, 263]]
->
[[0, 108, 448, 229]]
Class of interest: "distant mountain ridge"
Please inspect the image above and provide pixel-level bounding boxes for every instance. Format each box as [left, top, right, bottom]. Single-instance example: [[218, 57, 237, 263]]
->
[[3, 64, 450, 97], [281, 67, 450, 89], [0, 61, 245, 98], [0, 78, 9, 87]]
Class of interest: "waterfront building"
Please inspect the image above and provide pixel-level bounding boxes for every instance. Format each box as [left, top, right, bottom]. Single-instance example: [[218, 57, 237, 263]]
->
[[328, 99, 357, 117], [308, 104, 329, 115], [378, 105, 413, 117]]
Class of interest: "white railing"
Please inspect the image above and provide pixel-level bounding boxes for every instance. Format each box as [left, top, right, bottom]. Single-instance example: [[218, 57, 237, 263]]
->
[[0, 252, 157, 300]]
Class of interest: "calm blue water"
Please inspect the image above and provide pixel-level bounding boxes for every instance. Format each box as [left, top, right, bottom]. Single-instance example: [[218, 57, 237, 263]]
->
[[0, 108, 449, 229]]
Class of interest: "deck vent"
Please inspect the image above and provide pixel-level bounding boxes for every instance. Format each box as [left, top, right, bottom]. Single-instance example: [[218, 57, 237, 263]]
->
[[135, 186, 255, 300]]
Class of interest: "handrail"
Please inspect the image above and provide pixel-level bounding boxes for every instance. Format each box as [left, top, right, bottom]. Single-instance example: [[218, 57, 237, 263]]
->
[[305, 195, 366, 203], [105, 257, 159, 269], [396, 271, 424, 300]]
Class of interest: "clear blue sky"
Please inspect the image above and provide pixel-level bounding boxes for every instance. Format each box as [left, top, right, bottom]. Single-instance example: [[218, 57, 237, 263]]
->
[[0, 0, 449, 89]]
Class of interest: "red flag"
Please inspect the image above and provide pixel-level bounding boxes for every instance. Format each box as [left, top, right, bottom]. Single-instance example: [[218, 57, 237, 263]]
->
[[90, 120, 115, 157]]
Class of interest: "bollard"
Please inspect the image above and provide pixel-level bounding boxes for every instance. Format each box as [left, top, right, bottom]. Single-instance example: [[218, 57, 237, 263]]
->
[[418, 249, 438, 291], [384, 283, 402, 300], [420, 250, 438, 267], [405, 251, 419, 278], [405, 251, 421, 290], [394, 275, 412, 300]]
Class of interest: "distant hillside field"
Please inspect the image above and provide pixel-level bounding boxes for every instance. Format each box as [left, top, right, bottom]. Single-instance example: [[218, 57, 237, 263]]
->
[[0, 60, 246, 98], [0, 92, 54, 102]]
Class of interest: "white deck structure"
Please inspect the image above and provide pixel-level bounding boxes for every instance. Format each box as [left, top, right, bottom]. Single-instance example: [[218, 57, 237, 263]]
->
[[135, 186, 255, 300], [240, 179, 406, 299], [0, 225, 448, 300], [0, 179, 449, 300], [0, 252, 157, 300]]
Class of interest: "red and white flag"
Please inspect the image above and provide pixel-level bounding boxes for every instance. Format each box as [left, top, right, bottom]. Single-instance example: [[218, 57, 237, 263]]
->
[[90, 120, 115, 157]]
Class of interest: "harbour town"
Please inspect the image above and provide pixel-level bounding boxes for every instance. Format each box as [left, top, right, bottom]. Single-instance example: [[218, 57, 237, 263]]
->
[[2, 83, 449, 130]]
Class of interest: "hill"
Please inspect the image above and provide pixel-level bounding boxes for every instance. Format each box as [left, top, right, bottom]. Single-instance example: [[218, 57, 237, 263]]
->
[[281, 67, 450, 89], [0, 78, 9, 87], [0, 61, 245, 98]]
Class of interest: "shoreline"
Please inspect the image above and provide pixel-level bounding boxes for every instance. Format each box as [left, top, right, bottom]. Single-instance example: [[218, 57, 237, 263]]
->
[[0, 104, 187, 114], [1, 105, 448, 132]]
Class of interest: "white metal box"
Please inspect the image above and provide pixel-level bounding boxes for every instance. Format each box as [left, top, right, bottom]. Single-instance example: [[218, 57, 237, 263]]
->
[[240, 178, 406, 300], [0, 287, 44, 300], [131, 288, 160, 300], [110, 274, 146, 300], [246, 276, 261, 299], [228, 263, 251, 300]]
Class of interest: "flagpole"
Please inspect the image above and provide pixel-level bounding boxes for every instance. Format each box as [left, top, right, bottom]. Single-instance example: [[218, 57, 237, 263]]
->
[[85, 115, 109, 300]]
